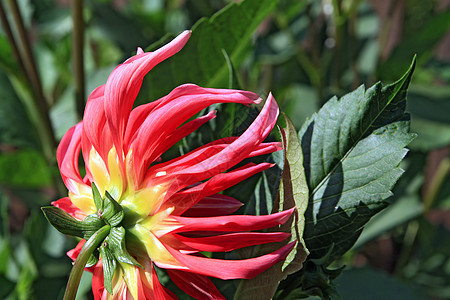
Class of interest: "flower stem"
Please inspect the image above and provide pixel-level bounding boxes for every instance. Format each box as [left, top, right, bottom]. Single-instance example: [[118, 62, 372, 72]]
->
[[64, 225, 111, 300]]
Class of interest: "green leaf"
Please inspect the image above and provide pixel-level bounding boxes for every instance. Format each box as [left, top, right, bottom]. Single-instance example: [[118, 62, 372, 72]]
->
[[99, 243, 116, 295], [0, 150, 52, 188], [278, 115, 309, 273], [299, 58, 416, 262], [102, 191, 124, 227], [41, 206, 103, 240], [140, 0, 280, 101], [106, 227, 141, 268], [0, 275, 14, 299], [234, 115, 309, 300]]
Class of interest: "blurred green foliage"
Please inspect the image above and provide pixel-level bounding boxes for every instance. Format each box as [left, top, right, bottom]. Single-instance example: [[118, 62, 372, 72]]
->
[[0, 0, 449, 299]]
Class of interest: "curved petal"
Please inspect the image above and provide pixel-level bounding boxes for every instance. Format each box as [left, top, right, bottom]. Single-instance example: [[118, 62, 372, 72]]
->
[[104, 31, 191, 155], [172, 232, 290, 252], [163, 241, 296, 280], [149, 264, 178, 300], [51, 197, 87, 220], [167, 269, 225, 300], [131, 84, 261, 182], [67, 239, 85, 262], [57, 122, 83, 192], [161, 162, 272, 216], [147, 110, 217, 165], [181, 194, 242, 217], [82, 85, 112, 164], [168, 207, 294, 234], [150, 94, 279, 194]]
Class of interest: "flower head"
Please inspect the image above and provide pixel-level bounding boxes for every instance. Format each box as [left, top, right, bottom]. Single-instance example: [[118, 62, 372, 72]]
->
[[54, 30, 295, 299]]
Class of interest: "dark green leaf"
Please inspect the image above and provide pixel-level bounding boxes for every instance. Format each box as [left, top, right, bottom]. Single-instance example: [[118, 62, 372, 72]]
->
[[99, 243, 116, 295], [141, 0, 280, 101], [0, 275, 14, 298], [299, 58, 416, 262]]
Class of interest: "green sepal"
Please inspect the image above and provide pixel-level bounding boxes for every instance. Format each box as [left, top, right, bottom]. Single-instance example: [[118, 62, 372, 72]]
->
[[92, 182, 103, 212], [41, 206, 103, 240], [102, 191, 124, 227], [86, 249, 99, 268], [99, 242, 116, 295], [82, 215, 106, 240], [107, 227, 142, 268]]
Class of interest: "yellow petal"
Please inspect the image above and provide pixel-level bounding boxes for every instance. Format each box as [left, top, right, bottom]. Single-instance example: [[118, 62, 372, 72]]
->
[[89, 147, 110, 196], [68, 181, 96, 215], [129, 225, 178, 267], [107, 147, 124, 200]]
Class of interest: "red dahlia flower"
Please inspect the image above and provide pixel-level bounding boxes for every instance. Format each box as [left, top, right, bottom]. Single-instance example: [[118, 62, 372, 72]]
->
[[54, 30, 295, 299]]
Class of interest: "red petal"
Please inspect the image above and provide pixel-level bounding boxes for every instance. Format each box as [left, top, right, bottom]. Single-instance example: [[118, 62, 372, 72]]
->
[[173, 232, 290, 252], [92, 263, 105, 300], [51, 197, 87, 220], [66, 239, 85, 261], [164, 241, 296, 280], [150, 264, 178, 300], [82, 85, 113, 164], [167, 269, 225, 300], [57, 122, 84, 192], [181, 194, 242, 217], [131, 84, 261, 182], [151, 94, 279, 192], [147, 110, 217, 166], [160, 163, 270, 215], [123, 100, 164, 152], [171, 207, 294, 234], [104, 31, 191, 155]]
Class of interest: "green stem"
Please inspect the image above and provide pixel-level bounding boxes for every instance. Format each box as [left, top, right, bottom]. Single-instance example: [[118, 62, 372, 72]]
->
[[0, 2, 28, 80], [423, 157, 450, 212], [72, 0, 85, 119], [6, 0, 65, 196], [64, 225, 111, 300]]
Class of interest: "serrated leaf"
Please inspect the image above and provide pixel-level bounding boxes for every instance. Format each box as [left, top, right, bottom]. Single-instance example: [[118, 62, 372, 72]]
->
[[234, 115, 309, 300], [106, 227, 141, 268], [99, 243, 116, 295], [299, 58, 416, 262], [102, 191, 124, 227], [140, 0, 280, 101], [41, 207, 103, 240]]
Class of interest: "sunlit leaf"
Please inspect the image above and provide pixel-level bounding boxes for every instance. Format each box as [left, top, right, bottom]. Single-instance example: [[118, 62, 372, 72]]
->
[[299, 58, 416, 262]]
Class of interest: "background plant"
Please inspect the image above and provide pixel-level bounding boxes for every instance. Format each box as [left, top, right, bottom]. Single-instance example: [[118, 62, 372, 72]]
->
[[0, 0, 448, 299]]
